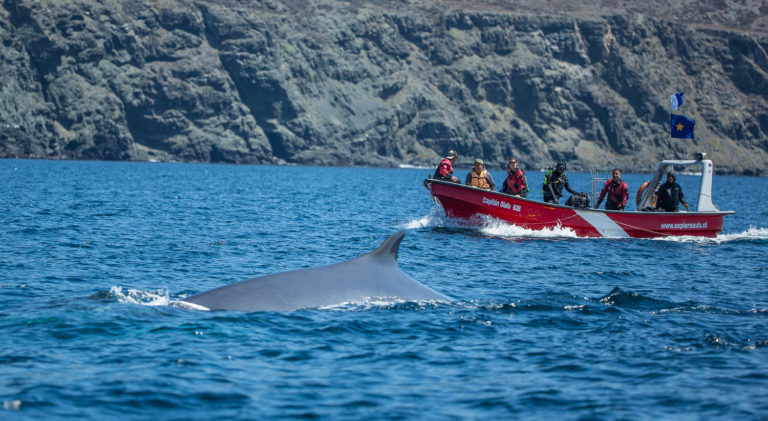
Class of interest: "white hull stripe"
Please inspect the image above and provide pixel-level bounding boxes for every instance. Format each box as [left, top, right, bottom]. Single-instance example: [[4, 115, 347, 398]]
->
[[574, 210, 630, 238]]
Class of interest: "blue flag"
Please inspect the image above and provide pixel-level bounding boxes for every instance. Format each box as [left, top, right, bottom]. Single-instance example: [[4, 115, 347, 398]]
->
[[670, 92, 684, 110], [670, 114, 695, 138]]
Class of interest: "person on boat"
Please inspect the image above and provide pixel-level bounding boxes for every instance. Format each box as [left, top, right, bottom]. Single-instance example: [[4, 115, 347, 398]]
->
[[433, 150, 459, 183], [500, 157, 528, 197], [595, 168, 629, 210], [655, 172, 689, 212], [542, 161, 576, 204], [465, 158, 496, 190]]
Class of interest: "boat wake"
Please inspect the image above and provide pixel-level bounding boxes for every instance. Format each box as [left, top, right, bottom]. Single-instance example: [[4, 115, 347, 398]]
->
[[400, 208, 455, 229], [479, 218, 579, 239], [651, 225, 768, 244], [402, 209, 579, 239]]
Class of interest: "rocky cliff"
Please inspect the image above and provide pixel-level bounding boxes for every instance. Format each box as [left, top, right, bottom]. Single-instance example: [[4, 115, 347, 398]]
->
[[1, 0, 767, 174]]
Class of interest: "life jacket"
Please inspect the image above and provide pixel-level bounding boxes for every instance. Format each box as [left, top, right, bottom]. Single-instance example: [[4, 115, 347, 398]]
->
[[635, 180, 658, 210], [504, 169, 528, 195], [433, 158, 453, 180], [469, 169, 491, 189], [636, 180, 652, 207]]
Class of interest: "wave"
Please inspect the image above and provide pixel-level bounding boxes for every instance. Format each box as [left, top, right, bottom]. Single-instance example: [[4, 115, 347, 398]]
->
[[110, 286, 212, 311], [471, 286, 767, 319], [398, 164, 431, 170], [3, 400, 22, 411], [471, 288, 668, 313], [109, 286, 175, 307], [597, 286, 673, 310], [319, 297, 448, 312], [594, 286, 768, 317]]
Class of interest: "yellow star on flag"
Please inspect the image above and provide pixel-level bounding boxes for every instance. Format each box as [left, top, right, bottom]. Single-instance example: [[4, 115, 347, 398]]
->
[[676, 123, 684, 131]]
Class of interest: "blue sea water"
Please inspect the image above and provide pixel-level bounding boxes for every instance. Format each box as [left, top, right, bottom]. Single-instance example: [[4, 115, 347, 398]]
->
[[2, 158, 768, 419]]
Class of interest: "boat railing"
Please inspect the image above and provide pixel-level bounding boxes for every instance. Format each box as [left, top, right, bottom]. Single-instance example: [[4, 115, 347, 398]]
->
[[590, 170, 609, 208]]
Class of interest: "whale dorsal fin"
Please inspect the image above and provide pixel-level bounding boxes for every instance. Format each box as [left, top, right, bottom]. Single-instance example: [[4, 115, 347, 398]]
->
[[181, 230, 451, 311], [367, 231, 406, 261]]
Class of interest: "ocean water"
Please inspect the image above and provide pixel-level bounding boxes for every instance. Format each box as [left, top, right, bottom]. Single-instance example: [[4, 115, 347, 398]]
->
[[2, 159, 767, 419]]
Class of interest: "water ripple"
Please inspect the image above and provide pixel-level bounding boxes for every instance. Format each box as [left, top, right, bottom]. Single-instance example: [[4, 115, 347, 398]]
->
[[2, 160, 768, 418]]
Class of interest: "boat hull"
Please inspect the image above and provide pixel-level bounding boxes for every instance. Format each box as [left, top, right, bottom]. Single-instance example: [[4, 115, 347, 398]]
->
[[427, 180, 732, 238]]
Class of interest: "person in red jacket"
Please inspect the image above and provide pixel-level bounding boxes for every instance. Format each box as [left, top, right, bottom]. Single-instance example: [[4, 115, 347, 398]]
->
[[433, 150, 459, 183], [500, 157, 528, 197], [595, 168, 629, 210]]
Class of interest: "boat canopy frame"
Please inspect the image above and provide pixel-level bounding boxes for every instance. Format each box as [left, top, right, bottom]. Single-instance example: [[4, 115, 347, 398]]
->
[[637, 153, 719, 212]]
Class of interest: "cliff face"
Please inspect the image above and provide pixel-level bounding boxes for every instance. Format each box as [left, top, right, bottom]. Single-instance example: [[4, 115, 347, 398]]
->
[[1, 0, 767, 174]]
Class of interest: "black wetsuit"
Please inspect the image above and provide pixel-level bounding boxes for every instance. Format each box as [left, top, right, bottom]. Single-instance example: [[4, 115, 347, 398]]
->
[[542, 170, 576, 204], [655, 181, 687, 211]]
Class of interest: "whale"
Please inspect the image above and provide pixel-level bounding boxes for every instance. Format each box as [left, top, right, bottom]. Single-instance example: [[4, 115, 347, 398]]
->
[[181, 231, 450, 312]]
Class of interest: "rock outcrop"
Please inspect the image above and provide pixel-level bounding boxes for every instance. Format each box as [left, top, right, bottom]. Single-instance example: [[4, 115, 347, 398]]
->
[[1, 0, 767, 174]]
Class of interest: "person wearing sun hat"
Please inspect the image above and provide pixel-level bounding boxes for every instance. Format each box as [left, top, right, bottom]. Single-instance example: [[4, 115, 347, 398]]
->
[[465, 158, 496, 190]]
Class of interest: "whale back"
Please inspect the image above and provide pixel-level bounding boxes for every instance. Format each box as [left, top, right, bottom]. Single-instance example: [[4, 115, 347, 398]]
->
[[182, 231, 449, 312]]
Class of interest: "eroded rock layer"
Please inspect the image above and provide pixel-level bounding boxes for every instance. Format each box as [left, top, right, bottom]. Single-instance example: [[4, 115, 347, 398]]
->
[[1, 0, 766, 174]]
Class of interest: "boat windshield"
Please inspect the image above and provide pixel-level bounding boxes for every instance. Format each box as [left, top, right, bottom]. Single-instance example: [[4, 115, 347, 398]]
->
[[637, 157, 719, 212]]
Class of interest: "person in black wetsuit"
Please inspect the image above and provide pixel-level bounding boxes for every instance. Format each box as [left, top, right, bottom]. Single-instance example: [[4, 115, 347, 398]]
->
[[542, 161, 577, 204], [655, 172, 689, 212]]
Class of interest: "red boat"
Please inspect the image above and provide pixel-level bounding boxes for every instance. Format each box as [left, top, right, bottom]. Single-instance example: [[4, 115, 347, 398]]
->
[[426, 154, 734, 238]]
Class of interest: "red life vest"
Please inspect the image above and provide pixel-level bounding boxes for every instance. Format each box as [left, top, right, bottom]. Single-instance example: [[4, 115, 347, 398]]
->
[[437, 158, 454, 178], [504, 169, 527, 194]]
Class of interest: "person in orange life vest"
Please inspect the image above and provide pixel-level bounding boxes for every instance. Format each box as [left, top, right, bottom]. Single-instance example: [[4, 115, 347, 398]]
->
[[465, 158, 496, 190], [595, 168, 629, 210], [433, 150, 459, 183], [500, 157, 528, 197]]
